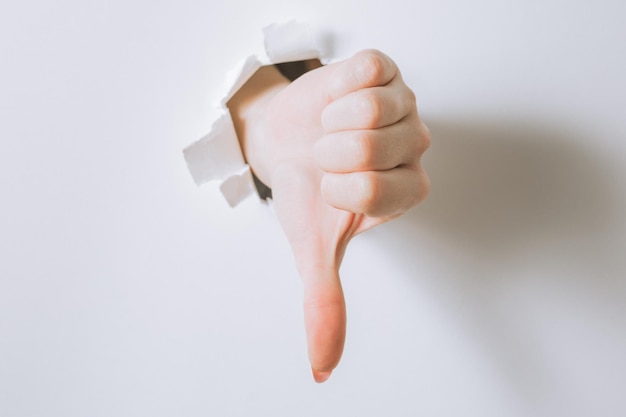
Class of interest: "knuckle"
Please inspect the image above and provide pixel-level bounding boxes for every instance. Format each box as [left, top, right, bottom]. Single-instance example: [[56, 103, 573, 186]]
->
[[404, 86, 417, 110], [419, 123, 432, 153], [356, 172, 384, 215], [355, 49, 387, 86], [352, 131, 378, 168], [406, 85, 417, 103], [410, 121, 430, 156], [359, 91, 385, 127]]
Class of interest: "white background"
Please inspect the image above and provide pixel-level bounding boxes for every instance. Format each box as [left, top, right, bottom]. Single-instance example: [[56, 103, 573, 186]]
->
[[1, 1, 625, 416]]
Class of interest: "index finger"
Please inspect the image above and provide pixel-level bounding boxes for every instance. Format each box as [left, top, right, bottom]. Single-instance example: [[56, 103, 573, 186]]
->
[[327, 49, 398, 101]]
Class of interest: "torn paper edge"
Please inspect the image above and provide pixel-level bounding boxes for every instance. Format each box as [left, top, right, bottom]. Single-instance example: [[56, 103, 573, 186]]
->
[[183, 20, 330, 207]]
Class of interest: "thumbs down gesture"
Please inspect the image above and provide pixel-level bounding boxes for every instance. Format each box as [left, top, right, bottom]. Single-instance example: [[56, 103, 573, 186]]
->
[[228, 49, 430, 383]]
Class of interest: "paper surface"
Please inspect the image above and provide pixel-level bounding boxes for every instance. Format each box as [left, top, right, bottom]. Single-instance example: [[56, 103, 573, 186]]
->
[[183, 20, 328, 207], [263, 21, 322, 63], [183, 113, 246, 186]]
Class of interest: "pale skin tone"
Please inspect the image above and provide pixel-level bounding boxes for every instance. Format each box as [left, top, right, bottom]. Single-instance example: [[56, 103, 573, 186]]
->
[[227, 49, 431, 383]]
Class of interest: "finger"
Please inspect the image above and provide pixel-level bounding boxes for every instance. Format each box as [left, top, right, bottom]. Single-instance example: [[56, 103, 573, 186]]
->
[[321, 166, 431, 218], [301, 266, 346, 383], [270, 163, 352, 383], [315, 113, 427, 173], [326, 49, 398, 101], [322, 77, 415, 132]]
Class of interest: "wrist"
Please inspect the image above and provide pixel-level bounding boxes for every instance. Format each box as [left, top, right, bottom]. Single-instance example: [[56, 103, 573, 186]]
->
[[227, 65, 290, 188]]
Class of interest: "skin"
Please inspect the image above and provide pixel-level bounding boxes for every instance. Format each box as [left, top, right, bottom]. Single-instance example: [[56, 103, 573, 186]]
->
[[227, 49, 430, 383]]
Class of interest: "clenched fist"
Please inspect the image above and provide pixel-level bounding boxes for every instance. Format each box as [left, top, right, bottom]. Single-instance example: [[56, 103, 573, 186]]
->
[[228, 49, 430, 383]]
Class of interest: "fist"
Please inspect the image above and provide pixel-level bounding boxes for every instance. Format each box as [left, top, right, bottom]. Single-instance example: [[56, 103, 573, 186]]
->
[[315, 49, 430, 220]]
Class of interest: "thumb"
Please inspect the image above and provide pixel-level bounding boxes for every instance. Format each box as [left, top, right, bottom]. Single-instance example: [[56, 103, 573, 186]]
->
[[301, 265, 346, 383], [271, 162, 355, 383]]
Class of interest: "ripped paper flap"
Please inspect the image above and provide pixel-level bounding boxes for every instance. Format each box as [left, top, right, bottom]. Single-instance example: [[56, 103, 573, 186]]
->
[[183, 113, 246, 185], [263, 21, 321, 63], [219, 55, 263, 108], [183, 20, 327, 207], [220, 167, 256, 208]]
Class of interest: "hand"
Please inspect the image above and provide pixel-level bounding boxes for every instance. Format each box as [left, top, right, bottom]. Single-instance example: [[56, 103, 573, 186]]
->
[[228, 49, 430, 382]]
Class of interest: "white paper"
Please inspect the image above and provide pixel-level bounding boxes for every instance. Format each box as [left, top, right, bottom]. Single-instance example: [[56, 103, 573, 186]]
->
[[183, 20, 329, 207], [182, 113, 246, 186], [263, 21, 322, 63], [219, 166, 256, 208], [219, 55, 263, 108]]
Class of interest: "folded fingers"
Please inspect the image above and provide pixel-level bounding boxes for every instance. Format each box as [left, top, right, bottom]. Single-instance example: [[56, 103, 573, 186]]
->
[[322, 76, 416, 132], [315, 113, 429, 173], [326, 49, 398, 101], [320, 166, 430, 218]]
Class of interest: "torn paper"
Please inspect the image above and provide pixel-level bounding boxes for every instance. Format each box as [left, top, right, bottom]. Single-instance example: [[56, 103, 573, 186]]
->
[[183, 20, 329, 207], [263, 21, 322, 64]]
